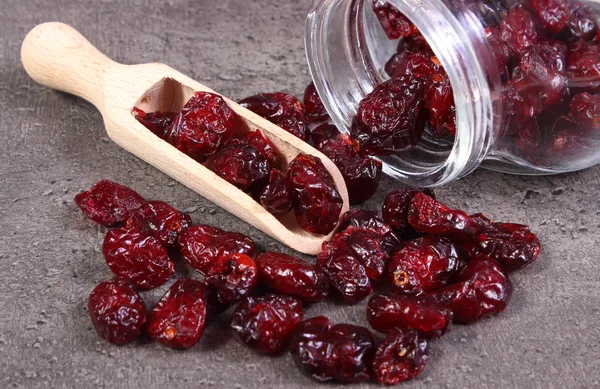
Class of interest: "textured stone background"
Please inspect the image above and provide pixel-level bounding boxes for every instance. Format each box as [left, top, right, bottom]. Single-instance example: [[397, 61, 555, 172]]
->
[[1, 0, 599, 388]]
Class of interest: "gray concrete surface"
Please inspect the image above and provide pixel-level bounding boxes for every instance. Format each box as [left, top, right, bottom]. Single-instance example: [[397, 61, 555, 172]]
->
[[1, 0, 599, 388]]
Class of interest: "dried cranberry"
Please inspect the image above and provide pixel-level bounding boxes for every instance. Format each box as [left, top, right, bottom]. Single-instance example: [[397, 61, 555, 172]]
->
[[133, 107, 176, 138], [569, 92, 600, 129], [382, 188, 435, 238], [499, 6, 537, 60], [408, 192, 478, 241], [367, 295, 452, 337], [165, 92, 234, 161], [372, 0, 414, 40], [303, 82, 329, 123], [275, 116, 311, 142], [88, 278, 146, 345], [536, 39, 567, 74], [566, 41, 600, 91], [244, 129, 284, 169], [385, 52, 440, 80], [74, 180, 146, 227], [311, 123, 341, 147], [255, 252, 328, 303], [388, 236, 459, 296], [339, 210, 392, 236], [485, 28, 511, 80], [564, 3, 598, 42], [206, 253, 258, 306], [126, 200, 191, 248], [239, 92, 305, 122], [290, 317, 375, 383], [471, 226, 541, 272], [429, 257, 512, 324], [524, 0, 568, 35], [316, 133, 382, 204], [425, 72, 456, 137], [102, 227, 174, 290], [514, 119, 542, 157], [259, 169, 293, 215], [178, 224, 256, 275], [372, 328, 430, 384], [402, 35, 434, 55], [545, 116, 590, 161], [287, 154, 343, 235], [317, 236, 373, 304], [351, 75, 425, 156], [230, 294, 303, 354], [148, 278, 208, 349], [212, 143, 270, 192]]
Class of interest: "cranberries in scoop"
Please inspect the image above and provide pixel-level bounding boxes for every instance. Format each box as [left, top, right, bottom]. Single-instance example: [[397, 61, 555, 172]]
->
[[212, 143, 270, 192], [259, 169, 293, 215], [134, 108, 176, 138], [148, 278, 209, 349], [372, 328, 430, 385], [239, 92, 305, 122], [126, 200, 191, 248], [230, 294, 303, 354], [88, 278, 147, 345]]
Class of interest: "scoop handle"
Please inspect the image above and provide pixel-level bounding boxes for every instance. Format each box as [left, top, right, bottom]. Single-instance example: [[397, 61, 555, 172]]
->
[[21, 22, 114, 110]]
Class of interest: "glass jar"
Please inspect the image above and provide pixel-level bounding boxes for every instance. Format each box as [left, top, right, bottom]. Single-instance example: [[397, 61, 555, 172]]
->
[[305, 0, 600, 187]]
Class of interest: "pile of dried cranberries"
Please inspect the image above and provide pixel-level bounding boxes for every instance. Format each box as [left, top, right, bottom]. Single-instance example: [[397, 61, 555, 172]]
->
[[76, 179, 540, 384]]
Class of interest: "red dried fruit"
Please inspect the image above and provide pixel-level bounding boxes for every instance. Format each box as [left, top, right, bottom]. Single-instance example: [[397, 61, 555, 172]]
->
[[372, 328, 430, 384], [514, 119, 542, 158], [311, 123, 341, 147], [545, 116, 590, 161], [372, 0, 414, 40], [485, 28, 511, 80], [205, 253, 258, 306], [275, 116, 311, 142], [245, 129, 284, 168], [566, 41, 600, 91], [564, 3, 598, 42], [471, 226, 541, 272], [88, 278, 146, 345], [239, 92, 305, 122], [102, 227, 174, 290], [388, 236, 459, 296], [290, 317, 375, 383], [303, 82, 329, 123], [385, 52, 440, 80], [408, 192, 478, 241], [259, 169, 293, 215], [524, 0, 568, 35], [148, 278, 208, 349], [429, 257, 512, 324], [339, 210, 392, 236], [351, 75, 426, 156], [165, 92, 234, 161], [402, 35, 434, 55], [317, 133, 382, 204], [382, 188, 435, 238], [133, 107, 176, 138], [569, 92, 600, 129], [126, 200, 191, 248], [499, 6, 538, 60], [74, 180, 146, 227], [178, 224, 256, 275], [255, 252, 328, 303], [367, 295, 452, 337], [425, 71, 456, 137], [213, 143, 270, 192], [287, 154, 343, 235], [230, 294, 303, 354]]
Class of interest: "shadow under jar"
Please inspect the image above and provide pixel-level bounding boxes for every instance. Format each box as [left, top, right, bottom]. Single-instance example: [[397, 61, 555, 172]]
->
[[306, 0, 600, 187]]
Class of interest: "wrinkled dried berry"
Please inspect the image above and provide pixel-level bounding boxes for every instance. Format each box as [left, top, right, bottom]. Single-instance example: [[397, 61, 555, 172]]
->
[[514, 119, 542, 157], [213, 143, 270, 192], [230, 294, 303, 354], [569, 92, 600, 129], [564, 3, 598, 42], [303, 82, 329, 123], [133, 107, 176, 138], [388, 236, 459, 296], [351, 75, 425, 156], [426, 72, 456, 137], [259, 169, 293, 215], [311, 123, 341, 147], [165, 92, 234, 161], [499, 6, 538, 60], [385, 52, 440, 80], [206, 253, 258, 306], [382, 188, 435, 238], [339, 209, 392, 236], [287, 154, 343, 235], [373, 0, 414, 40], [525, 0, 568, 35], [372, 328, 430, 384], [367, 295, 452, 337], [239, 92, 305, 122], [275, 116, 311, 142], [148, 278, 208, 349], [566, 41, 600, 90], [88, 278, 146, 345], [317, 133, 382, 204], [245, 129, 284, 168], [290, 317, 375, 383], [471, 225, 541, 271], [545, 116, 590, 161], [179, 224, 256, 275], [126, 200, 191, 248], [103, 227, 174, 290], [429, 257, 512, 324], [75, 180, 146, 226], [256, 252, 328, 303]]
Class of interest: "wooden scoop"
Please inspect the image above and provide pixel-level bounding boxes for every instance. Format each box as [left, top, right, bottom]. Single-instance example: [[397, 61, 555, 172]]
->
[[21, 22, 349, 255]]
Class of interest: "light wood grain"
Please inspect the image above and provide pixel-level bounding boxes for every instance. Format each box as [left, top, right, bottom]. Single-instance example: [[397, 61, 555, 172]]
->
[[21, 22, 349, 255]]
